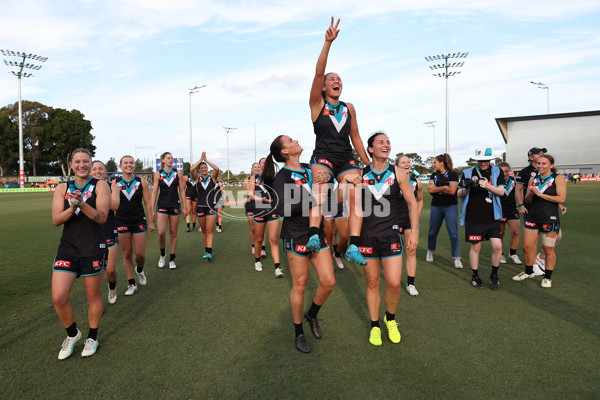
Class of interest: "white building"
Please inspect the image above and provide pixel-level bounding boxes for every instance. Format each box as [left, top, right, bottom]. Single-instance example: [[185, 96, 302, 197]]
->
[[496, 110, 600, 176]]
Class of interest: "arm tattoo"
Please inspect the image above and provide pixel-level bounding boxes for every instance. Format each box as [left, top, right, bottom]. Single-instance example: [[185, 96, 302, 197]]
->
[[93, 210, 105, 222]]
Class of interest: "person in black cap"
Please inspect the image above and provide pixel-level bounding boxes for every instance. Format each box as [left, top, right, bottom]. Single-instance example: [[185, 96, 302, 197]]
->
[[515, 147, 546, 217]]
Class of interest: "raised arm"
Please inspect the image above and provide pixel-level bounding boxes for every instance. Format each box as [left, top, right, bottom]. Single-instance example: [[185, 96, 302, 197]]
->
[[310, 17, 340, 118]]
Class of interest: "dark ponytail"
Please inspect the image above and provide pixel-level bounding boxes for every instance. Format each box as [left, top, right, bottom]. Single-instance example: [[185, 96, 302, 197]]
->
[[262, 135, 285, 189], [435, 153, 453, 171]]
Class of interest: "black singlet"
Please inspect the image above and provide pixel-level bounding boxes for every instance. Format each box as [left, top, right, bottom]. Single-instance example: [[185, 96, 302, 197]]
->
[[528, 172, 560, 224], [312, 100, 353, 161], [157, 168, 181, 208], [115, 176, 146, 225], [196, 175, 217, 207], [361, 164, 403, 237]]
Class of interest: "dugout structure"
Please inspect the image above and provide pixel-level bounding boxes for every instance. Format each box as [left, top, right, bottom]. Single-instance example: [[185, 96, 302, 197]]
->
[[496, 110, 600, 176]]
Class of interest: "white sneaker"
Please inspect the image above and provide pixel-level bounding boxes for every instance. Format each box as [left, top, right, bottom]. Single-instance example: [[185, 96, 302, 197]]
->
[[260, 249, 267, 258], [125, 284, 137, 296], [135, 268, 147, 285], [107, 284, 117, 304], [500, 255, 507, 264], [58, 329, 81, 360], [81, 338, 98, 357], [512, 271, 535, 281], [169, 261, 176, 270], [406, 284, 419, 296], [454, 259, 463, 269], [251, 247, 255, 255], [541, 278, 552, 288], [254, 261, 263, 272], [274, 267, 284, 277], [216, 226, 222, 233], [508, 254, 522, 265], [333, 254, 345, 270], [532, 263, 545, 276], [535, 253, 546, 270], [426, 251, 434, 262], [158, 256, 166, 268]]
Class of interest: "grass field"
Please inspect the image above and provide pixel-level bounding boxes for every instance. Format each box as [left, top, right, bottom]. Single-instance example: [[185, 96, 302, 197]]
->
[[0, 184, 598, 399]]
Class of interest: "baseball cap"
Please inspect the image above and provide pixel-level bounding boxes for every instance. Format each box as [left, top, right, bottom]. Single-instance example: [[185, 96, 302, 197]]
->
[[528, 147, 547, 157], [473, 147, 495, 161]]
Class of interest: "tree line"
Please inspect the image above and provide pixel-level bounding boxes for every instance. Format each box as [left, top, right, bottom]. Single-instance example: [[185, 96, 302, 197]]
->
[[0, 101, 95, 176]]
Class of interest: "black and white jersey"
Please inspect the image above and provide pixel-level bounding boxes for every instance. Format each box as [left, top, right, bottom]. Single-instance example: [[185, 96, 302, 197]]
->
[[157, 169, 181, 208], [312, 100, 353, 161], [361, 164, 403, 237], [115, 176, 146, 225], [528, 172, 560, 224]]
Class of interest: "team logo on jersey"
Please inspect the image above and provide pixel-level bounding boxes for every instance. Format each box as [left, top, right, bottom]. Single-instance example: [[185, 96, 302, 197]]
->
[[93, 260, 102, 269], [291, 171, 313, 195], [349, 160, 357, 166], [365, 169, 395, 200], [468, 235, 482, 241], [118, 179, 141, 201], [391, 243, 400, 250], [199, 176, 211, 190], [160, 170, 177, 187], [54, 260, 71, 268], [325, 103, 348, 133]]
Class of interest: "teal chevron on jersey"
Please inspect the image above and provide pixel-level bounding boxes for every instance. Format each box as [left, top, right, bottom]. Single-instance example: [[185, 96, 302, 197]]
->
[[363, 167, 395, 200]]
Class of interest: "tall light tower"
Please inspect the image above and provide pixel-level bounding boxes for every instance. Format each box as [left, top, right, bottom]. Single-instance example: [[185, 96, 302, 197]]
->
[[530, 81, 549, 114], [425, 52, 468, 154], [424, 121, 437, 156], [189, 84, 206, 165], [223, 126, 237, 181], [1, 50, 48, 188]]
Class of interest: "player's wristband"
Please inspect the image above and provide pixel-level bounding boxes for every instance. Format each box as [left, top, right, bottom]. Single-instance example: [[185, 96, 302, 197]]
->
[[518, 204, 524, 208]]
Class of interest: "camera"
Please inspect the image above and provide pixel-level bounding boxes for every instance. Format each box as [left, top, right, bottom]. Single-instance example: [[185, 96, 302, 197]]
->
[[461, 178, 478, 189]]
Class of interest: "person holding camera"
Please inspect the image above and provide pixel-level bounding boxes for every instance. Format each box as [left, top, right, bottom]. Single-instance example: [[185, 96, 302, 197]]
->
[[457, 148, 506, 289]]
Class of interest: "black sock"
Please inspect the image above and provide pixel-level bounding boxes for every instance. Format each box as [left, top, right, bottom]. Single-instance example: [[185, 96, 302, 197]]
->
[[160, 248, 165, 257], [205, 247, 208, 253], [471, 269, 479, 278], [108, 281, 116, 290], [525, 265, 534, 275], [261, 245, 266, 251], [333, 244, 338, 253], [491, 266, 499, 276], [255, 257, 261, 263], [88, 328, 98, 341], [136, 266, 143, 273], [308, 226, 319, 237], [385, 311, 395, 322], [307, 302, 322, 319], [371, 320, 380, 328], [294, 323, 304, 337], [66, 322, 78, 337], [187, 223, 190, 228], [170, 254, 175, 262], [350, 236, 360, 247], [128, 278, 135, 286], [544, 269, 553, 279], [334, 250, 342, 258], [192, 223, 196, 229], [275, 263, 280, 270], [206, 248, 212, 254], [509, 248, 517, 256], [407, 276, 415, 286]]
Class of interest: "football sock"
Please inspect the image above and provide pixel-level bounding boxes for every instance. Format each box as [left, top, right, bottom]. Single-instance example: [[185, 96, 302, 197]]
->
[[307, 302, 321, 319], [471, 269, 479, 277], [206, 248, 212, 254], [160, 248, 165, 257], [187, 223, 190, 228], [407, 276, 415, 286], [136, 266, 143, 273], [274, 263, 280, 270], [66, 322, 78, 337], [108, 281, 116, 290], [350, 236, 360, 247], [255, 258, 261, 263], [128, 278, 135, 286], [308, 227, 319, 237], [88, 328, 98, 341], [385, 311, 395, 322], [525, 265, 534, 275], [491, 266, 499, 276], [261, 245, 266, 251], [294, 323, 304, 337], [170, 254, 175, 262], [509, 248, 517, 256], [371, 320, 380, 329], [544, 269, 553, 279]]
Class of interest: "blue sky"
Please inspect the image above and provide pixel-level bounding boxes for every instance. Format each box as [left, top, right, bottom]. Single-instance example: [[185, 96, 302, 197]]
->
[[1, 0, 599, 174]]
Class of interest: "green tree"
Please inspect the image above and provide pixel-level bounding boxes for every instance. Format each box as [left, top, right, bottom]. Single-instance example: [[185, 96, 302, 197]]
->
[[106, 157, 117, 173], [43, 108, 95, 175], [465, 158, 477, 168], [395, 152, 424, 167], [2, 101, 52, 176], [0, 113, 18, 176], [135, 158, 144, 172]]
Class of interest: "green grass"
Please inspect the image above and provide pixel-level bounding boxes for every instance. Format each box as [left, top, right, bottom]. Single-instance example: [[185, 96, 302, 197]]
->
[[0, 185, 599, 399]]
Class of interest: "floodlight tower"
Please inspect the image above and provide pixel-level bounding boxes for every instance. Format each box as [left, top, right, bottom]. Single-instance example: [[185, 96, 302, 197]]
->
[[530, 81, 549, 114], [223, 126, 237, 181], [189, 84, 207, 165], [1, 50, 48, 188], [424, 121, 437, 155], [424, 52, 468, 154]]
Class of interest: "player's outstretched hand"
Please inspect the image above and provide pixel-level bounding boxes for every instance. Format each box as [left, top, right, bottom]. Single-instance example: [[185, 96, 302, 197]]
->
[[325, 17, 340, 42]]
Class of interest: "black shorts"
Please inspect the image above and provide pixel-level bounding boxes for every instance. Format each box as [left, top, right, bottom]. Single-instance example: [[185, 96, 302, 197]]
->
[[196, 205, 217, 218], [52, 251, 107, 277], [500, 209, 519, 223], [310, 154, 360, 179], [465, 221, 501, 243], [323, 201, 346, 220], [157, 206, 181, 216], [105, 234, 119, 248], [524, 217, 560, 233], [359, 233, 403, 259], [283, 232, 328, 258], [117, 221, 147, 234], [253, 212, 280, 224], [185, 192, 197, 202]]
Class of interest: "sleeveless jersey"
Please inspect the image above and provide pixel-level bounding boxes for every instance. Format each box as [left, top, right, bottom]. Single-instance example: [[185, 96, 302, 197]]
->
[[185, 177, 197, 198], [361, 164, 403, 237], [312, 100, 353, 160], [398, 174, 418, 227], [196, 175, 217, 207], [115, 176, 146, 225], [273, 164, 317, 239], [58, 177, 106, 257], [102, 184, 117, 241], [528, 172, 560, 224], [501, 176, 517, 214], [157, 168, 181, 208], [245, 174, 260, 214]]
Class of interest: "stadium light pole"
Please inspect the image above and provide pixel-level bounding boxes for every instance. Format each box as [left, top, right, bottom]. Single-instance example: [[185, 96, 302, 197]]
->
[[424, 121, 437, 156], [189, 84, 206, 165], [530, 81, 549, 114], [424, 52, 468, 154], [1, 50, 48, 188], [223, 126, 237, 181]]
